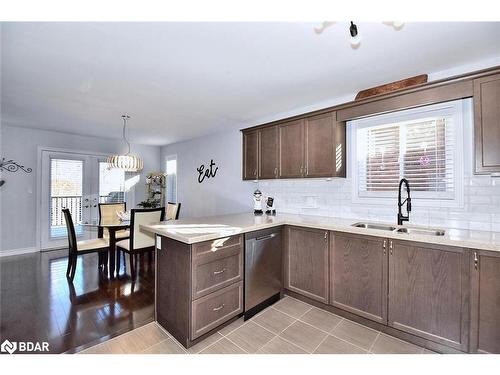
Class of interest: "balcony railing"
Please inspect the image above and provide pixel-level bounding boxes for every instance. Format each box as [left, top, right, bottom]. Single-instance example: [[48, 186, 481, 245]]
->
[[51, 196, 82, 227], [51, 195, 120, 227]]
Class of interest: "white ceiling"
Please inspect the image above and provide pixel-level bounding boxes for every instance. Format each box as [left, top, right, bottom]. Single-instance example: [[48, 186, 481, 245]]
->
[[2, 22, 500, 146]]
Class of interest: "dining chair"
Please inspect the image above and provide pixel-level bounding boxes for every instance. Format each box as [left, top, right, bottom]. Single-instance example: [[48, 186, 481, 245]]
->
[[98, 202, 130, 239], [116, 207, 165, 280], [62, 208, 110, 282], [166, 202, 181, 220]]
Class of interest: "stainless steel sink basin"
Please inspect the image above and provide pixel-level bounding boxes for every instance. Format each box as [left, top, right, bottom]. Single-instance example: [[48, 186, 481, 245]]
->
[[352, 222, 397, 231], [352, 221, 446, 236], [396, 227, 446, 236]]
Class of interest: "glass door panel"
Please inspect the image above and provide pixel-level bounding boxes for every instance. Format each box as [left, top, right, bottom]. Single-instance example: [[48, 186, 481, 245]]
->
[[49, 158, 84, 240]]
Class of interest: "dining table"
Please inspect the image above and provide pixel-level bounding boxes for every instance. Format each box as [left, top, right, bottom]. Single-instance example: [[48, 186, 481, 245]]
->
[[82, 220, 130, 278]]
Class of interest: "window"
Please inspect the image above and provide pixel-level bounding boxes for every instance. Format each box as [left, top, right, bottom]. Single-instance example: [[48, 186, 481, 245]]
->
[[350, 100, 465, 206], [50, 158, 83, 238], [165, 155, 177, 203], [99, 162, 125, 203]]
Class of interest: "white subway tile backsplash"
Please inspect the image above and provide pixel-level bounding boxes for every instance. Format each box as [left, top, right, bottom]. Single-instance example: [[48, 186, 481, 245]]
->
[[258, 174, 500, 231]]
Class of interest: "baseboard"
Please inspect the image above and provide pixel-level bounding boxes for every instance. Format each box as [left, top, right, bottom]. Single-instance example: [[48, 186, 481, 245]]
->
[[0, 247, 39, 258]]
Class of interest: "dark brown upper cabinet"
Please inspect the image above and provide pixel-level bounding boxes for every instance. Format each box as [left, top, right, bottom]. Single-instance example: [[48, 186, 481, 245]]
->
[[470, 249, 500, 354], [388, 240, 470, 352], [279, 119, 305, 178], [305, 112, 346, 177], [329, 232, 388, 324], [474, 73, 500, 174], [258, 125, 279, 179], [242, 130, 258, 180]]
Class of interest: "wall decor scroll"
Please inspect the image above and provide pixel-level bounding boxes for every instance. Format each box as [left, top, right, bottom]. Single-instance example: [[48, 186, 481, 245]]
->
[[0, 157, 33, 173], [197, 159, 219, 183]]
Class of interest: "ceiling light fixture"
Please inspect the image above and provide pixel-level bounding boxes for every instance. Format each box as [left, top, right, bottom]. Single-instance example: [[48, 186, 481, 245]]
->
[[107, 114, 143, 172], [349, 21, 362, 48], [392, 21, 405, 30], [315, 21, 404, 48]]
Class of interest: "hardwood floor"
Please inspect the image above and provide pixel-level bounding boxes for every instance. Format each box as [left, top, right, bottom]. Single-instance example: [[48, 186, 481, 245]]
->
[[0, 249, 154, 353]]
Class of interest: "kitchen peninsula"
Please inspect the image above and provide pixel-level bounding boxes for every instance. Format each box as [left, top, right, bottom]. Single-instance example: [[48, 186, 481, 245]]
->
[[142, 212, 500, 353]]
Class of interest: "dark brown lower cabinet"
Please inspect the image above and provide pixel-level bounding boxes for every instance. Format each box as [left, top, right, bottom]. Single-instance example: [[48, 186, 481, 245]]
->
[[156, 234, 244, 348], [470, 249, 500, 354], [284, 226, 329, 303], [329, 232, 388, 324], [388, 240, 470, 351]]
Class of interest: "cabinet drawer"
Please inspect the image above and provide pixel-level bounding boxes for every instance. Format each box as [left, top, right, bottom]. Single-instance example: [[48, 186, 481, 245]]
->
[[192, 235, 243, 263], [191, 281, 243, 340], [192, 249, 243, 299]]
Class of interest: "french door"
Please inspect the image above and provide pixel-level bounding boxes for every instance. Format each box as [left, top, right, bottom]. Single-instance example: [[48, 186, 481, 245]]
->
[[40, 150, 126, 250]]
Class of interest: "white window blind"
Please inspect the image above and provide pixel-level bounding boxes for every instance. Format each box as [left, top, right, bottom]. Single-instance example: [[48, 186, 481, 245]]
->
[[352, 100, 464, 204]]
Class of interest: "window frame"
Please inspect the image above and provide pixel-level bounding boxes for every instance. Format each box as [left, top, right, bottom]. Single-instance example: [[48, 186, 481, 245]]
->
[[349, 99, 465, 208]]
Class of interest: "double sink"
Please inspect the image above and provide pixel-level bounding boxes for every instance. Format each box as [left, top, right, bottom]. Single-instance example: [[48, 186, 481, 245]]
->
[[352, 222, 446, 236]]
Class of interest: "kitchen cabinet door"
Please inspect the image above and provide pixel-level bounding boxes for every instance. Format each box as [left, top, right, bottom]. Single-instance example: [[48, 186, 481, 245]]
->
[[470, 249, 500, 354], [388, 240, 470, 351], [330, 232, 388, 324], [243, 130, 259, 180], [304, 112, 335, 177], [284, 226, 329, 303], [279, 120, 305, 178], [259, 125, 279, 179], [474, 73, 500, 174]]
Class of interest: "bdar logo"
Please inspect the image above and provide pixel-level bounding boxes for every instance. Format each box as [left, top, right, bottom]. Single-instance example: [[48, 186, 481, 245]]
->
[[1, 339, 17, 354]]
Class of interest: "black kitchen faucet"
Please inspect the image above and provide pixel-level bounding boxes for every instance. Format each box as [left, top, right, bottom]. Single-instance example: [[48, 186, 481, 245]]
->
[[398, 178, 411, 225]]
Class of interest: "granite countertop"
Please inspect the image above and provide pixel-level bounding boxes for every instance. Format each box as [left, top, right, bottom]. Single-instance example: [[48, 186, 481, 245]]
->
[[140, 212, 500, 253]]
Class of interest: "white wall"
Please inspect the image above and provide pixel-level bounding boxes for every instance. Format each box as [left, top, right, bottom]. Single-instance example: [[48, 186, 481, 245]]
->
[[0, 125, 161, 253], [161, 130, 255, 219]]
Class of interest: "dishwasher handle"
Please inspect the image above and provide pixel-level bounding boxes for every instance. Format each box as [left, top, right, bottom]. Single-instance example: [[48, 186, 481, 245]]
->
[[255, 233, 278, 241]]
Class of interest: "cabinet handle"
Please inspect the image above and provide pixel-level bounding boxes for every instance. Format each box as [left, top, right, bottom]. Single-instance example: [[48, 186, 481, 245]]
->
[[383, 240, 387, 254], [389, 240, 393, 255], [324, 231, 328, 240], [474, 251, 479, 270], [213, 304, 225, 311], [213, 268, 226, 275], [254, 169, 257, 177], [274, 167, 278, 176]]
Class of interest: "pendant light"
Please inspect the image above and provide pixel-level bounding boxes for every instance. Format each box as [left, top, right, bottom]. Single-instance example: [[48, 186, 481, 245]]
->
[[107, 115, 143, 172], [349, 21, 362, 48]]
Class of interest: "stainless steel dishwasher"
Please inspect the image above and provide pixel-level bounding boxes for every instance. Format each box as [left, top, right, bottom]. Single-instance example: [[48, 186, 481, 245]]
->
[[244, 227, 282, 320]]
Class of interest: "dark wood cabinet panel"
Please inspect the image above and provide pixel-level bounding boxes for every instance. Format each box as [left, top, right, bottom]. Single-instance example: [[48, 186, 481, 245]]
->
[[192, 245, 243, 300], [259, 125, 279, 179], [330, 232, 388, 324], [242, 112, 345, 180], [279, 120, 305, 178], [334, 120, 346, 177], [305, 112, 335, 177], [191, 281, 243, 339], [156, 237, 192, 347], [284, 226, 329, 303], [388, 240, 470, 351], [242, 130, 259, 180], [474, 74, 500, 174], [470, 250, 500, 353]]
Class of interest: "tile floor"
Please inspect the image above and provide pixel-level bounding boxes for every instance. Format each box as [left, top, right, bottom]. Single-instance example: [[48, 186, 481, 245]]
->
[[80, 296, 434, 354]]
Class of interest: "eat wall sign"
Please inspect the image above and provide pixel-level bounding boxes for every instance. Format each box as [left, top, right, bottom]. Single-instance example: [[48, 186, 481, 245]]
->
[[197, 159, 219, 183]]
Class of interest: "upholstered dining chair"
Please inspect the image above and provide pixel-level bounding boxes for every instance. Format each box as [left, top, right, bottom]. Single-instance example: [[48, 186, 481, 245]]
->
[[62, 208, 110, 282], [116, 207, 165, 280], [166, 202, 181, 220], [98, 202, 130, 240]]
